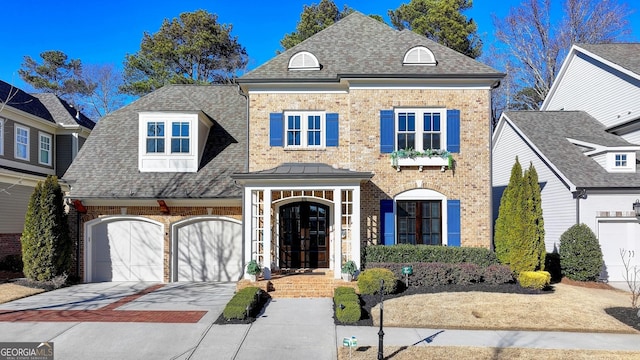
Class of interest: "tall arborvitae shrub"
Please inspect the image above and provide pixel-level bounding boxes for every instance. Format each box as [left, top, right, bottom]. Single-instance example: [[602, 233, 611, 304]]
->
[[494, 157, 524, 266], [21, 176, 72, 281], [559, 224, 603, 281], [510, 163, 546, 273]]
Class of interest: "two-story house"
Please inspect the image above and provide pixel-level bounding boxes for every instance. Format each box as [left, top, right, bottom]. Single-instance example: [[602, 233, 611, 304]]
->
[[0, 80, 94, 261], [492, 44, 640, 282], [64, 12, 503, 283]]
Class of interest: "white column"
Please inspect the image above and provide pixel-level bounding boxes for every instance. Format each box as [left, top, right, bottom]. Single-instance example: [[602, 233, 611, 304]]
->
[[243, 187, 254, 279], [333, 188, 342, 279], [262, 189, 272, 279], [352, 186, 362, 270]]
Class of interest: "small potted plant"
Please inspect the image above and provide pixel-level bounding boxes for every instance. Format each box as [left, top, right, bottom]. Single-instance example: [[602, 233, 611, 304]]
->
[[246, 260, 262, 282], [341, 260, 357, 282]]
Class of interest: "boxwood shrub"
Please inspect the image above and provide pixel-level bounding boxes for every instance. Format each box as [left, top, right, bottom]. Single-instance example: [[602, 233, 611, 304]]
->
[[334, 287, 361, 324], [357, 268, 397, 295], [222, 286, 264, 320], [364, 244, 499, 267], [518, 271, 551, 290]]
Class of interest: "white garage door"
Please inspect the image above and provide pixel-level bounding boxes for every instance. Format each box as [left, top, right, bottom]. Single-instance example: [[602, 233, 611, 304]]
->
[[90, 219, 164, 282], [598, 220, 640, 282], [174, 218, 242, 281]]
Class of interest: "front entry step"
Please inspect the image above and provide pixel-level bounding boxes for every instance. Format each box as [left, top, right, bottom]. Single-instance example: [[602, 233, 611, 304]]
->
[[236, 270, 358, 298]]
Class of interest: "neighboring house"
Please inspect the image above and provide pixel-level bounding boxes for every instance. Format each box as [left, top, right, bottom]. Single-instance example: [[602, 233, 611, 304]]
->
[[0, 80, 94, 261], [64, 12, 503, 283], [493, 44, 640, 282]]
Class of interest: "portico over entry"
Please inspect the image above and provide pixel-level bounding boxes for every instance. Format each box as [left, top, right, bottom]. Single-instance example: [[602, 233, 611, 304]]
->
[[232, 163, 373, 280]]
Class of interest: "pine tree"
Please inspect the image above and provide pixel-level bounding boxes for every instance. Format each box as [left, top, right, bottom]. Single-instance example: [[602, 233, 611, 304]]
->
[[494, 157, 524, 265], [21, 176, 72, 282]]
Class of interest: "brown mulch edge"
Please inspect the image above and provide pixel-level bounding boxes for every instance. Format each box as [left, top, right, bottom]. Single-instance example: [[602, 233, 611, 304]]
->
[[559, 277, 618, 290]]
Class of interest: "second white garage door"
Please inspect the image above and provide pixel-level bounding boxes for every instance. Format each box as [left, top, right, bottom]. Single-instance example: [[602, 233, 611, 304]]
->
[[173, 218, 243, 282], [598, 220, 640, 282], [89, 218, 164, 282]]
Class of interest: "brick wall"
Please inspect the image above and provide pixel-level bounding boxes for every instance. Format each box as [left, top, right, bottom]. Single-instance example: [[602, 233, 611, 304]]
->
[[248, 88, 492, 248], [0, 233, 22, 260]]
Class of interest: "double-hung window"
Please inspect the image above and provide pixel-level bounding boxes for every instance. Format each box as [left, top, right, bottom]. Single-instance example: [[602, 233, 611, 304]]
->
[[39, 132, 52, 166], [15, 125, 29, 161], [395, 109, 444, 152], [146, 122, 165, 153], [171, 122, 190, 153], [285, 112, 325, 148]]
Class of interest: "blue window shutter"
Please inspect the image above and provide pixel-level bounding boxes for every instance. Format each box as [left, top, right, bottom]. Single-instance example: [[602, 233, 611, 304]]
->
[[447, 199, 461, 246], [380, 110, 394, 153], [326, 113, 339, 147], [380, 199, 395, 245], [269, 113, 284, 147], [447, 109, 460, 153]]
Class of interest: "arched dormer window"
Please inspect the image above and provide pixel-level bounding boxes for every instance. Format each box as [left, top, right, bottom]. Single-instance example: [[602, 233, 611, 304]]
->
[[403, 46, 436, 66], [288, 51, 320, 71]]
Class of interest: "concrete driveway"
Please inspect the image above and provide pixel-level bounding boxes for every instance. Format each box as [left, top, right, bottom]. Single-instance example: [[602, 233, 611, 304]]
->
[[0, 282, 241, 359]]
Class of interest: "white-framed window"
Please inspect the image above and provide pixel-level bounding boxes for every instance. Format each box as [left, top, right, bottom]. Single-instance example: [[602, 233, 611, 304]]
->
[[144, 121, 191, 155], [395, 109, 445, 152], [403, 46, 436, 66], [288, 51, 320, 71], [285, 111, 325, 148], [39, 132, 52, 166], [138, 112, 207, 173], [614, 154, 627, 167], [171, 122, 190, 153], [15, 125, 29, 161]]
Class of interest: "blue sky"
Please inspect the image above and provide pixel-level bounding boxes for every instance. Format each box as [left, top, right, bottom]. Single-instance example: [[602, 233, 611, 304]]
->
[[1, 0, 639, 91]]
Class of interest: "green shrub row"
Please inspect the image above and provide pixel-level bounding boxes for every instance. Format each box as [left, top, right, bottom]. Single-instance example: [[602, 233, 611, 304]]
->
[[334, 287, 361, 324], [518, 271, 551, 290], [222, 287, 263, 320], [367, 262, 514, 286], [357, 268, 397, 295], [364, 245, 499, 268]]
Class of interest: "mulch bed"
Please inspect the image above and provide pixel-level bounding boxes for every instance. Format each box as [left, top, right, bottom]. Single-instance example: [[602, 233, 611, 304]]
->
[[0, 271, 23, 283]]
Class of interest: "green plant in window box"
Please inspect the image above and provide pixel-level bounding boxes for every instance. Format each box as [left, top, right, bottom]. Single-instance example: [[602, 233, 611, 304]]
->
[[390, 148, 452, 168]]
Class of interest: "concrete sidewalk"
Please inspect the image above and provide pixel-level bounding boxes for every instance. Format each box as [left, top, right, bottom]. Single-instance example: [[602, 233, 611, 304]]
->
[[336, 326, 640, 352]]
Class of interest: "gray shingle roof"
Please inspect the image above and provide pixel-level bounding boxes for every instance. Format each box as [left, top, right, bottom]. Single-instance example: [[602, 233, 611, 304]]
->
[[576, 43, 640, 77], [63, 84, 247, 199], [239, 12, 503, 82], [0, 80, 54, 122], [503, 110, 640, 188], [233, 163, 373, 180], [32, 93, 95, 129]]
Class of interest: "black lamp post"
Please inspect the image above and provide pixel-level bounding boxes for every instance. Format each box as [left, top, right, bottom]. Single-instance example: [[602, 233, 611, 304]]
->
[[378, 278, 384, 360], [633, 199, 640, 217]]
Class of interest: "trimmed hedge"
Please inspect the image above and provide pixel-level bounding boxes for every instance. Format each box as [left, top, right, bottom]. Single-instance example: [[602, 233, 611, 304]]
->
[[223, 287, 263, 320], [559, 224, 603, 282], [334, 287, 361, 324], [518, 271, 551, 290], [367, 262, 514, 287], [364, 244, 499, 267], [357, 268, 397, 295]]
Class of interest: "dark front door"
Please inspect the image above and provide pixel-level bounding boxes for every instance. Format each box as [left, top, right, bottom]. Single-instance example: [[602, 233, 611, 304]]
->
[[279, 202, 329, 268]]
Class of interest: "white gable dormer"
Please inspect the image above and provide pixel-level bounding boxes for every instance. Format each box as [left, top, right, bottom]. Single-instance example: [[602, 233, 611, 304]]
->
[[568, 138, 639, 173], [138, 111, 212, 172]]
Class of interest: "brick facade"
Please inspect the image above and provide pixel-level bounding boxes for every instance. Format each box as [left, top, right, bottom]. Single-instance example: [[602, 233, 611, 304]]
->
[[248, 89, 492, 249], [0, 233, 22, 260]]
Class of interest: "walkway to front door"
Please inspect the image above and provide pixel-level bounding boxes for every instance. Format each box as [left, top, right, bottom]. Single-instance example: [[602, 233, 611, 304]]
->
[[279, 202, 329, 269]]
